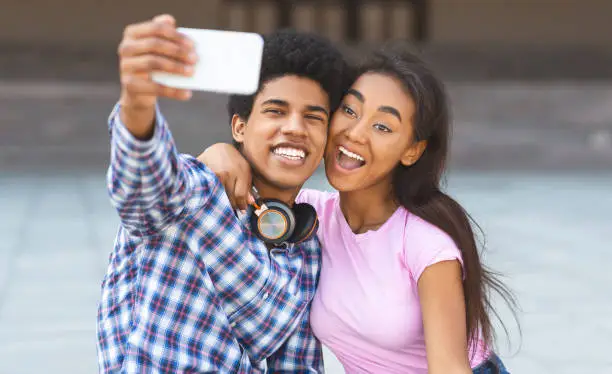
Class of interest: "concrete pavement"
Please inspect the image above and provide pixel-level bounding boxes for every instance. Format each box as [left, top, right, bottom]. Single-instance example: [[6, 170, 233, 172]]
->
[[1, 80, 611, 372], [0, 170, 611, 373]]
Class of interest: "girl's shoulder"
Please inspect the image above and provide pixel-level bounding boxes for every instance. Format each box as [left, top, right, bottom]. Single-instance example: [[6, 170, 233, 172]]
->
[[401, 211, 464, 281], [296, 188, 338, 215]]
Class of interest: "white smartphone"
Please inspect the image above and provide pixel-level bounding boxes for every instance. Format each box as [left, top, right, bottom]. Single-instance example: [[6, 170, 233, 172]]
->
[[152, 28, 264, 95]]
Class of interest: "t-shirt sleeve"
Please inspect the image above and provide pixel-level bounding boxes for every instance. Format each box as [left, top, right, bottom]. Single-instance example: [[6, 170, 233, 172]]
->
[[295, 188, 336, 241], [403, 218, 465, 282], [296, 188, 334, 218]]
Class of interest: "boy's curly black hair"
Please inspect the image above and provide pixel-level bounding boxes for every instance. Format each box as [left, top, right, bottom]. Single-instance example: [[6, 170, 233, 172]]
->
[[227, 29, 350, 122]]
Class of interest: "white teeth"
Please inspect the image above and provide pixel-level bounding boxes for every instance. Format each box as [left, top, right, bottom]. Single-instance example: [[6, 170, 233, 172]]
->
[[273, 147, 306, 159], [339, 146, 364, 162]]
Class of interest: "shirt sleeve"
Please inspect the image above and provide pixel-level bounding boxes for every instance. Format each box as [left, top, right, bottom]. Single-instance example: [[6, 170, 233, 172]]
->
[[403, 219, 465, 282], [106, 102, 213, 237], [295, 188, 336, 242], [295, 188, 333, 214]]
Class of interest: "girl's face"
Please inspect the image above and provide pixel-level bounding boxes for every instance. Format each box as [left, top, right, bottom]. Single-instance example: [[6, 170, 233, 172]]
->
[[324, 72, 426, 193]]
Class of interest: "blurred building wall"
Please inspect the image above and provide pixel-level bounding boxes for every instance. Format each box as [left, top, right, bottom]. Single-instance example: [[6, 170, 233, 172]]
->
[[1, 1, 610, 173], [0, 0, 610, 47], [432, 0, 611, 46]]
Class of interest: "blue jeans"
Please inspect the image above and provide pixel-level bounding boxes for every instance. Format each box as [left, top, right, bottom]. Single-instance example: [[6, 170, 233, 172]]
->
[[472, 353, 510, 374]]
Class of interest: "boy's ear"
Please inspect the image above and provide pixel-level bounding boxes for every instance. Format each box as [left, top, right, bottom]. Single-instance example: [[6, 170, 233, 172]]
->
[[231, 114, 247, 144]]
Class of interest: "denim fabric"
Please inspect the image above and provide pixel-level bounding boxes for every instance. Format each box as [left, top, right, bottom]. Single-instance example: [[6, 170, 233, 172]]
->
[[472, 353, 510, 374]]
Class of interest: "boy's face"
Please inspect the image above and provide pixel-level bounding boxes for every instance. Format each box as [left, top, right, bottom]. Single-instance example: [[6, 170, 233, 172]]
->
[[231, 75, 330, 191]]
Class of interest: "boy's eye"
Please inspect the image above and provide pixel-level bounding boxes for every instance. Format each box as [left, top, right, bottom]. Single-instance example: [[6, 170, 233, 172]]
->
[[306, 115, 325, 122], [264, 108, 283, 115]]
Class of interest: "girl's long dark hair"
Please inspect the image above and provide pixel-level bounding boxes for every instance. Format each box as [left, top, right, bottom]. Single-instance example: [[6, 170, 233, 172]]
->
[[358, 45, 518, 354]]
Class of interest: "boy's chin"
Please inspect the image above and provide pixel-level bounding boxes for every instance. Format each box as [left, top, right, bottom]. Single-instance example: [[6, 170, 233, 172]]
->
[[261, 174, 306, 191]]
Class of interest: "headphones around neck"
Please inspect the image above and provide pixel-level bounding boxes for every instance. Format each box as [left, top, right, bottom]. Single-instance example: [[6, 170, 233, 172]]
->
[[247, 187, 319, 246]]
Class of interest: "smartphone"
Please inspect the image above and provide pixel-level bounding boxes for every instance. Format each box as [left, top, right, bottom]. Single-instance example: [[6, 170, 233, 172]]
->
[[152, 28, 264, 95]]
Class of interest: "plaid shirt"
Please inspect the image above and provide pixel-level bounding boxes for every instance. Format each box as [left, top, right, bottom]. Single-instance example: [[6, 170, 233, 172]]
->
[[96, 103, 323, 373]]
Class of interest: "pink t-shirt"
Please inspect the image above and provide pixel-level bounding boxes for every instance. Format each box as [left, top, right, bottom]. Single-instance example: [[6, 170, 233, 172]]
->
[[297, 189, 489, 373]]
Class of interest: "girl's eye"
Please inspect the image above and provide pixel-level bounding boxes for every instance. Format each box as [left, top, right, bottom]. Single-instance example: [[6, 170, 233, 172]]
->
[[374, 123, 391, 133], [342, 104, 356, 117]]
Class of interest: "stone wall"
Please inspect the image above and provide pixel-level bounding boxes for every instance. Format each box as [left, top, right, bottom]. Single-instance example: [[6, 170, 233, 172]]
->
[[1, 0, 611, 47]]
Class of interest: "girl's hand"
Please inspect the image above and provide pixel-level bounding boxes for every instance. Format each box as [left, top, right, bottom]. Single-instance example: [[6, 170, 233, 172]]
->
[[197, 143, 255, 211]]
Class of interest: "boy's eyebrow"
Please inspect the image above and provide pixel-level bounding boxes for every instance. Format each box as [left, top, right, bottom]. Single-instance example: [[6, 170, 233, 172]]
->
[[262, 99, 329, 117], [262, 99, 289, 107], [305, 105, 329, 117]]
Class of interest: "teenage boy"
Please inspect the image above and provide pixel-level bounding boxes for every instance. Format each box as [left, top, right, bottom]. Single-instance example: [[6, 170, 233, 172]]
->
[[96, 14, 348, 373]]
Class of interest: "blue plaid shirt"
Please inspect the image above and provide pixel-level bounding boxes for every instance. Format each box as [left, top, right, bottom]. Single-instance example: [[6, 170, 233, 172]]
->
[[96, 103, 323, 373]]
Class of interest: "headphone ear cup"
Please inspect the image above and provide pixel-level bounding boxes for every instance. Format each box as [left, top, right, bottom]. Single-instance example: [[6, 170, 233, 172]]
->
[[249, 199, 296, 245], [247, 204, 260, 236], [288, 203, 319, 244]]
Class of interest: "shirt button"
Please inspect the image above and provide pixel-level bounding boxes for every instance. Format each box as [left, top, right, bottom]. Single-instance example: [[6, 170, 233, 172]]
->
[[230, 321, 236, 328], [262, 292, 269, 300]]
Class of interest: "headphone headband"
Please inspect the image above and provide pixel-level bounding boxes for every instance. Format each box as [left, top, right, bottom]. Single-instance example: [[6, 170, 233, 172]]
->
[[251, 186, 261, 202]]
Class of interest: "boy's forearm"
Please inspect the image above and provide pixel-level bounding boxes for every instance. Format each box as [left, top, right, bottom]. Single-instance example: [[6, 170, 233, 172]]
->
[[107, 103, 189, 235], [118, 91, 158, 140]]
